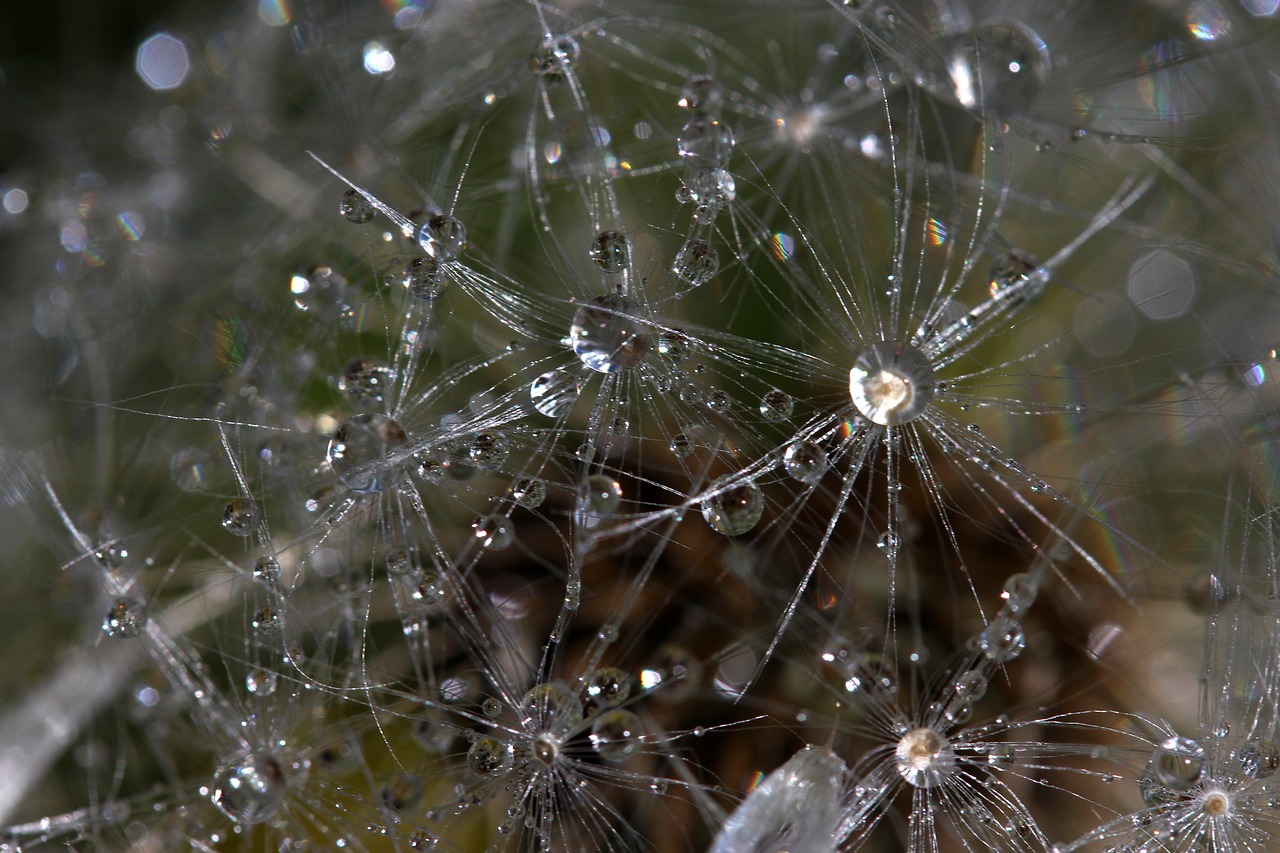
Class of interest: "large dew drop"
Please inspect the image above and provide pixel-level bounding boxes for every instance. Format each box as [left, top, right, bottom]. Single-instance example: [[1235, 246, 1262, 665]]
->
[[530, 369, 581, 417], [211, 751, 295, 825], [327, 413, 409, 493], [569, 295, 649, 374], [895, 727, 956, 789], [946, 21, 1049, 116], [849, 341, 936, 425], [701, 477, 764, 536]]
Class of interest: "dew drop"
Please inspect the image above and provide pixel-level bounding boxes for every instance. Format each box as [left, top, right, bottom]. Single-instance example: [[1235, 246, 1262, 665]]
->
[[705, 389, 731, 413], [569, 294, 649, 374], [327, 413, 408, 493], [102, 596, 146, 639], [587, 667, 633, 709], [895, 727, 955, 789], [246, 668, 277, 696], [946, 21, 1050, 116], [677, 118, 735, 167], [759, 389, 793, 423], [338, 356, 395, 407], [471, 514, 514, 550], [402, 256, 446, 300], [510, 477, 547, 509], [1239, 740, 1279, 778], [530, 369, 580, 418], [701, 477, 764, 536], [339, 188, 374, 224], [1141, 736, 1205, 805], [530, 34, 580, 82], [670, 432, 695, 458], [658, 329, 694, 362], [590, 709, 642, 762], [580, 474, 622, 518], [989, 248, 1047, 305], [673, 238, 719, 286], [416, 214, 467, 261], [849, 341, 936, 425], [467, 737, 514, 779], [678, 75, 722, 116], [222, 498, 261, 536], [467, 433, 509, 469], [974, 615, 1025, 662], [211, 752, 291, 824], [783, 440, 827, 484], [589, 230, 629, 273]]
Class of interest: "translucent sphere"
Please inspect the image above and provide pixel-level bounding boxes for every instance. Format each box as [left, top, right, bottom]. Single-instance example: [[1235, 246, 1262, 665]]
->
[[974, 614, 1026, 662], [581, 474, 622, 517], [989, 248, 1046, 305], [678, 75, 722, 116], [1239, 740, 1279, 779], [102, 596, 146, 639], [702, 477, 764, 536], [416, 214, 467, 261], [467, 738, 514, 779], [327, 413, 409, 493], [783, 440, 827, 485], [530, 369, 581, 417], [339, 188, 374, 223], [402, 256, 446, 300], [759, 389, 794, 423], [509, 477, 547, 509], [530, 34, 580, 81], [849, 341, 936, 425], [677, 118, 736, 167], [591, 709, 642, 762], [211, 752, 290, 824], [521, 682, 583, 739], [569, 294, 649, 374], [590, 230, 629, 273], [895, 727, 955, 788], [1141, 736, 1206, 806], [946, 21, 1049, 116], [338, 356, 394, 407], [587, 667, 633, 709], [222, 498, 261, 536], [673, 238, 719, 286], [471, 514, 514, 550]]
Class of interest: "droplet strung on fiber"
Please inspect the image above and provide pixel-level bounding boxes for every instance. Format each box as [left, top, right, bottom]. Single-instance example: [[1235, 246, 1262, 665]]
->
[[569, 294, 649, 374], [530, 369, 580, 417], [702, 477, 764, 536]]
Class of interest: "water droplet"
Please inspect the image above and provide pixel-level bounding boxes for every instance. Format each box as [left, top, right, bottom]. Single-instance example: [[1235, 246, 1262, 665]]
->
[[530, 369, 580, 418], [1239, 740, 1279, 778], [521, 682, 583, 739], [471, 514, 514, 550], [679, 167, 735, 222], [946, 21, 1050, 115], [481, 697, 503, 719], [222, 498, 261, 536], [705, 389, 731, 413], [580, 474, 622, 517], [758, 389, 793, 423], [290, 265, 351, 318], [895, 727, 955, 788], [1141, 737, 1205, 805], [246, 668, 277, 696], [211, 752, 291, 824], [467, 433, 509, 469], [974, 615, 1025, 662], [416, 214, 467, 261], [402, 256, 446, 300], [710, 745, 845, 853], [782, 440, 827, 484], [569, 294, 649, 374], [670, 432, 695, 458], [590, 709, 642, 762], [253, 555, 281, 584], [530, 34, 580, 82], [849, 341, 936, 425], [252, 606, 281, 633], [876, 531, 900, 558], [677, 118, 735, 167], [589, 230, 629, 273], [658, 329, 694, 362], [1000, 572, 1038, 613], [678, 75, 722, 116], [673, 238, 719, 286], [339, 188, 374, 223], [338, 356, 395, 407], [701, 477, 764, 536], [102, 596, 146, 638], [327, 413, 408, 492], [587, 667, 633, 709], [509, 477, 547, 509], [989, 248, 1047, 305]]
